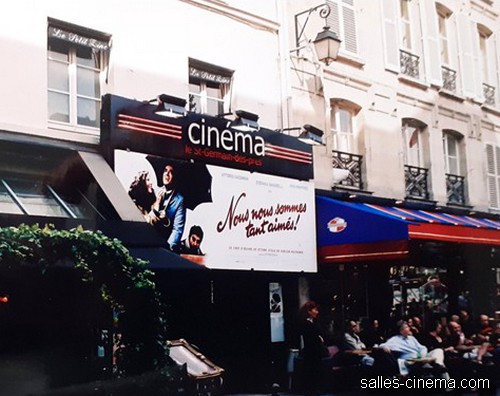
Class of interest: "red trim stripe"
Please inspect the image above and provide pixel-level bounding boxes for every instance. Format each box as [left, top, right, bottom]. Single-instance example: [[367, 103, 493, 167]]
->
[[318, 240, 410, 263], [409, 223, 500, 245], [117, 114, 182, 139], [265, 143, 312, 164]]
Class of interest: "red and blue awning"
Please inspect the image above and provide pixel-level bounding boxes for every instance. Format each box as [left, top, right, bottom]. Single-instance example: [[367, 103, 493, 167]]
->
[[316, 196, 500, 264]]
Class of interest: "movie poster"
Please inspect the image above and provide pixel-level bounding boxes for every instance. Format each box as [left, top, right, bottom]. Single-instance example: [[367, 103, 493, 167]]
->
[[114, 149, 316, 272]]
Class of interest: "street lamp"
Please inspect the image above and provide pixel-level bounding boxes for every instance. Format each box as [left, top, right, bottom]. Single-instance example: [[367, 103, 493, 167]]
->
[[292, 4, 342, 65]]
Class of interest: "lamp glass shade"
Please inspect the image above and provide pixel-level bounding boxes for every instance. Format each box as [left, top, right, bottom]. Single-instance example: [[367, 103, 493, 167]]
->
[[313, 27, 341, 65], [298, 131, 323, 145]]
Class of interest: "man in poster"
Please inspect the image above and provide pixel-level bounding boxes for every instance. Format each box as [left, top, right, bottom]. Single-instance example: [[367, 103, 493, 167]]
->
[[130, 163, 186, 252]]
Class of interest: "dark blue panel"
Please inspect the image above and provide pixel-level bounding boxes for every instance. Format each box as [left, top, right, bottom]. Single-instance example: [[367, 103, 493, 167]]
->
[[316, 196, 410, 247]]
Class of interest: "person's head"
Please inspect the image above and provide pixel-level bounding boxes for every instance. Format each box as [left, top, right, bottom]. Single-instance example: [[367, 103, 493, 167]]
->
[[300, 301, 320, 322], [432, 321, 443, 334], [347, 320, 361, 334], [397, 320, 412, 337], [449, 321, 462, 334], [188, 225, 204, 249], [459, 310, 469, 322], [479, 314, 490, 327], [162, 164, 176, 189], [129, 171, 156, 210], [450, 314, 459, 323], [412, 316, 422, 328]]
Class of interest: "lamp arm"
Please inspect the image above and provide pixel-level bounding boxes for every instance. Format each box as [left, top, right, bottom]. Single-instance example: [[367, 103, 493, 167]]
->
[[294, 3, 331, 49]]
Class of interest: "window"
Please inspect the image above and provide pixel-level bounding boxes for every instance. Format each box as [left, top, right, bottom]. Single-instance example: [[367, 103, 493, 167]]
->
[[486, 143, 500, 210], [325, 0, 358, 55], [477, 25, 497, 105], [443, 132, 461, 175], [0, 142, 117, 220], [188, 59, 233, 116], [47, 19, 110, 129], [402, 122, 423, 167], [331, 107, 354, 152], [399, 0, 412, 51], [437, 9, 450, 66]]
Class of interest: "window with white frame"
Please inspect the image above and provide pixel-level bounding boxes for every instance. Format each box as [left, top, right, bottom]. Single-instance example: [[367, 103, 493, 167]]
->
[[486, 143, 500, 210], [402, 121, 423, 167], [437, 8, 450, 66], [443, 131, 461, 175], [331, 106, 354, 152], [325, 0, 358, 55], [47, 20, 110, 129], [399, 0, 412, 51], [188, 59, 233, 116], [477, 25, 497, 105]]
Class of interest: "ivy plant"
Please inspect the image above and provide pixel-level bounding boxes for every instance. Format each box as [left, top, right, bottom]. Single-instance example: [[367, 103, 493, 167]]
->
[[0, 223, 170, 376]]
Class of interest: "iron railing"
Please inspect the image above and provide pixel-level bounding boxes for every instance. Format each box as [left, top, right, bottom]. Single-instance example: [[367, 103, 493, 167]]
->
[[441, 66, 457, 92], [446, 173, 466, 206], [332, 150, 363, 190], [483, 83, 496, 106], [404, 165, 429, 200], [400, 50, 420, 79]]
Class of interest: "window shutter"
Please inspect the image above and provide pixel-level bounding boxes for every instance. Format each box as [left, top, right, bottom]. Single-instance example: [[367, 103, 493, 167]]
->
[[326, 1, 340, 38], [381, 0, 400, 72], [419, 0, 442, 86], [470, 21, 483, 101], [495, 33, 500, 105], [456, 14, 477, 99], [486, 143, 500, 209], [342, 0, 358, 54]]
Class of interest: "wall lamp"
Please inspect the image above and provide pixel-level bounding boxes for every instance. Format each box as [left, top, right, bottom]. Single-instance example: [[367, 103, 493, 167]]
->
[[293, 4, 342, 65], [298, 124, 324, 146], [231, 110, 260, 132], [150, 94, 187, 118]]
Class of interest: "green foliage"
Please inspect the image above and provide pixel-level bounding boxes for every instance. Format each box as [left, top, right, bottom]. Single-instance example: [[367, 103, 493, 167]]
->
[[0, 223, 170, 376]]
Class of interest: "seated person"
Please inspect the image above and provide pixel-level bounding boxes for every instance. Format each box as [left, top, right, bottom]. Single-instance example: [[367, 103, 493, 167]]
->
[[339, 320, 374, 367], [422, 320, 455, 354], [448, 320, 489, 363], [360, 318, 385, 348], [379, 320, 449, 378], [177, 225, 205, 255]]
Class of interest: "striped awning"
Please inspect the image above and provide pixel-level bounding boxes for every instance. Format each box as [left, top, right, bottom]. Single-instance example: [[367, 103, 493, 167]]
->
[[316, 196, 500, 264]]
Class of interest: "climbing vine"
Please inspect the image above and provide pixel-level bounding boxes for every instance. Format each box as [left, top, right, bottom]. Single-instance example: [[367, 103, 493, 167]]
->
[[0, 223, 170, 376]]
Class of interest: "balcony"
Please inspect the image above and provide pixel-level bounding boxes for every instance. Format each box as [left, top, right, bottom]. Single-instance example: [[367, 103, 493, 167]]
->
[[446, 173, 466, 206], [483, 83, 496, 106], [442, 66, 457, 93], [400, 50, 420, 79], [405, 165, 429, 200], [332, 150, 363, 190]]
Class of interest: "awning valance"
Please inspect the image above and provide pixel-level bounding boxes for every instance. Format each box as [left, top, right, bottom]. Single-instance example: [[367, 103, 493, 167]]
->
[[316, 196, 500, 264]]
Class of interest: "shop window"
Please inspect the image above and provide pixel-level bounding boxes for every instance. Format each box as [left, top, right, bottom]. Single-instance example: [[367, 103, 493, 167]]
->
[[188, 59, 233, 116], [47, 19, 111, 129], [0, 142, 117, 220], [486, 143, 500, 210]]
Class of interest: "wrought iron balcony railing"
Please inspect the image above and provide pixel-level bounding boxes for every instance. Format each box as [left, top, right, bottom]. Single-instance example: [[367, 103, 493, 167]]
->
[[332, 150, 363, 190], [446, 173, 466, 206], [405, 165, 429, 200], [400, 50, 420, 79], [483, 83, 496, 106], [441, 66, 457, 92]]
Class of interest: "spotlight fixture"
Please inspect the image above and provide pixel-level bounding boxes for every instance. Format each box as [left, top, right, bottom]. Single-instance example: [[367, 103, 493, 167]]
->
[[298, 124, 324, 145], [153, 94, 187, 118], [232, 110, 260, 132]]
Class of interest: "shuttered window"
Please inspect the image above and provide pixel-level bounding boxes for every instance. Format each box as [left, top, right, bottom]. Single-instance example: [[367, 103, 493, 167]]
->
[[486, 144, 500, 210], [326, 0, 358, 55], [443, 132, 460, 175], [420, 0, 442, 86], [456, 14, 482, 100], [381, 0, 400, 72]]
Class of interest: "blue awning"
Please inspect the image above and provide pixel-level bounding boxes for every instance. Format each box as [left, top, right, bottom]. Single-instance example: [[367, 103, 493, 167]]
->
[[316, 196, 500, 263]]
